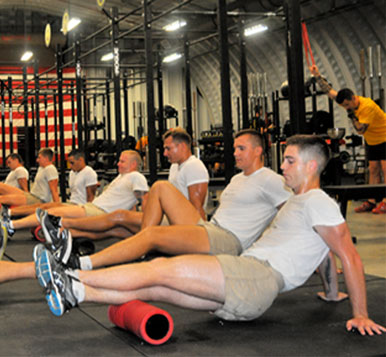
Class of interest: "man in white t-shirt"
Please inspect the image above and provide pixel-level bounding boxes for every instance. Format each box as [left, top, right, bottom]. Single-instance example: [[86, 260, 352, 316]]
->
[[1, 154, 29, 192], [8, 149, 98, 218], [36, 134, 385, 337], [0, 150, 148, 237], [0, 148, 59, 207], [34, 129, 291, 271], [39, 127, 209, 240]]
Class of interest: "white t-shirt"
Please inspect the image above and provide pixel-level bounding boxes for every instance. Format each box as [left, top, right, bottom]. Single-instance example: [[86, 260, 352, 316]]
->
[[4, 166, 29, 189], [92, 171, 149, 213], [69, 166, 98, 205], [168, 155, 209, 200], [212, 167, 292, 250], [243, 189, 345, 292], [30, 164, 59, 202]]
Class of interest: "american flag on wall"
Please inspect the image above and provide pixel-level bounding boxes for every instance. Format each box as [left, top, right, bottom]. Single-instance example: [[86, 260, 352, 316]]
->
[[0, 66, 77, 165]]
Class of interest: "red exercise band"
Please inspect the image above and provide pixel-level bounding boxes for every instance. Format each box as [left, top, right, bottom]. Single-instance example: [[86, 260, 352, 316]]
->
[[302, 22, 315, 66], [108, 300, 174, 345]]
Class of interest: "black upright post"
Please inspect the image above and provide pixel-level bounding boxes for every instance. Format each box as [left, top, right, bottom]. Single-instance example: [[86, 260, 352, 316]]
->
[[53, 91, 59, 165], [184, 38, 193, 139], [75, 40, 83, 150], [156, 52, 164, 136], [70, 84, 76, 149], [83, 80, 89, 155], [217, 0, 234, 183], [22, 64, 30, 168], [56, 45, 67, 202], [123, 75, 129, 138], [1, 81, 6, 167], [144, 0, 157, 183], [93, 94, 98, 139], [102, 94, 107, 140], [8, 77, 13, 153], [239, 21, 249, 129], [106, 80, 112, 148], [284, 0, 306, 133], [44, 94, 49, 147], [34, 61, 41, 153], [112, 7, 122, 156]]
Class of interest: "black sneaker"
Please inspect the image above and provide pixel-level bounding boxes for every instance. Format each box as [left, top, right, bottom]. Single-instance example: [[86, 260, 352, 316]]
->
[[0, 222, 8, 260], [1, 205, 10, 220], [36, 247, 78, 316], [37, 208, 62, 248]]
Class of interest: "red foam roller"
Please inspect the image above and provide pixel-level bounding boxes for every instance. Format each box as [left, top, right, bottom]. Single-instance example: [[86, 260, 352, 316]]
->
[[108, 300, 174, 345]]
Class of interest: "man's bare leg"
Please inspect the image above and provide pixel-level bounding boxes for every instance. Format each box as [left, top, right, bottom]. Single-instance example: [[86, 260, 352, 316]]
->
[[0, 194, 28, 207], [79, 255, 225, 310], [12, 205, 87, 230], [89, 224, 209, 268], [142, 181, 202, 228], [70, 227, 133, 240], [0, 261, 35, 283], [11, 202, 64, 218], [0, 183, 24, 196], [62, 210, 142, 234]]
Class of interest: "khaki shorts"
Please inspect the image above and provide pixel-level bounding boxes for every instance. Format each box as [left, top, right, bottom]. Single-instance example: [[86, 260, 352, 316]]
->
[[24, 193, 44, 205], [197, 219, 242, 256], [214, 255, 284, 321], [81, 202, 107, 217]]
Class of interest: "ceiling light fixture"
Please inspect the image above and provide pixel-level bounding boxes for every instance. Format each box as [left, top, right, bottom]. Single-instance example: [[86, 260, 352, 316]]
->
[[101, 52, 114, 61], [244, 24, 268, 37], [163, 53, 182, 63], [163, 20, 187, 32], [21, 51, 33, 62], [67, 18, 81, 31]]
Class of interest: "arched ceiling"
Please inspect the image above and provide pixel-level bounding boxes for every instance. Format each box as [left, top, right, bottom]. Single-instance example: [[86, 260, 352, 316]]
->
[[0, 0, 384, 133]]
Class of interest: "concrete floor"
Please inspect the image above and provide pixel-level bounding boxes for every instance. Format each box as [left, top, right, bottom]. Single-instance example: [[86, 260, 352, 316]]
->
[[346, 201, 386, 278]]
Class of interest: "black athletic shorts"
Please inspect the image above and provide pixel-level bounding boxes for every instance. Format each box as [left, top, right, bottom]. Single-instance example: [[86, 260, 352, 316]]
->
[[367, 141, 386, 161]]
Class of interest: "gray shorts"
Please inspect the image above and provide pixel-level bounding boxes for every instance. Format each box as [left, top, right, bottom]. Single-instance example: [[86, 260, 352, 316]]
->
[[214, 255, 284, 321], [197, 219, 242, 256], [24, 193, 44, 205], [81, 202, 107, 216]]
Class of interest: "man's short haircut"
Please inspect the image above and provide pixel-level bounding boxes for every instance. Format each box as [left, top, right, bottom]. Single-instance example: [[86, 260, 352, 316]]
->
[[286, 134, 330, 174], [122, 150, 143, 169], [68, 149, 85, 160], [235, 129, 264, 150], [336, 88, 355, 104], [6, 153, 24, 164], [162, 127, 192, 146], [39, 148, 54, 161]]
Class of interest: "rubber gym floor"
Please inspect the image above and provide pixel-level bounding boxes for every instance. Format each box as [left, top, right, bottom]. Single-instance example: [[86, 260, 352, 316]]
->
[[0, 204, 385, 356]]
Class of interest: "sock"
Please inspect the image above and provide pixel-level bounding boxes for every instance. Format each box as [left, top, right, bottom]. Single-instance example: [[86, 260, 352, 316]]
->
[[72, 279, 85, 304], [79, 256, 93, 270], [9, 221, 14, 229]]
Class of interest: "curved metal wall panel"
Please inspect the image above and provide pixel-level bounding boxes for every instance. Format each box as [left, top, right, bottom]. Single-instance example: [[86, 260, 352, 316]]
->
[[189, 1, 385, 136]]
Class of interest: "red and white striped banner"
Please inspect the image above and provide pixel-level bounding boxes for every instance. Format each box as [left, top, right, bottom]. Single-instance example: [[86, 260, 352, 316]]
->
[[0, 66, 77, 164]]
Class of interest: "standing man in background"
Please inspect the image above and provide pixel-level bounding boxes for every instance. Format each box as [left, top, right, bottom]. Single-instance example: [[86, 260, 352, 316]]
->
[[310, 64, 386, 214]]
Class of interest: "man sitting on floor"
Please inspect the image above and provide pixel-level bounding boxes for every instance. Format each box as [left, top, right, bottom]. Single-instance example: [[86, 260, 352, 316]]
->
[[35, 134, 385, 335], [1, 153, 29, 192], [0, 150, 148, 240], [0, 148, 59, 207], [8, 149, 98, 218], [38, 127, 210, 241]]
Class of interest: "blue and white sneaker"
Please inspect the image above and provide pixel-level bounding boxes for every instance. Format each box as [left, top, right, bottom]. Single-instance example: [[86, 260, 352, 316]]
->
[[34, 247, 78, 316]]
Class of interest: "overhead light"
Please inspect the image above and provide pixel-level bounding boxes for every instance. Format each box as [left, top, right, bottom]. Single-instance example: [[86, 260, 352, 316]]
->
[[67, 18, 81, 31], [21, 51, 33, 62], [244, 24, 268, 37], [163, 53, 182, 63], [163, 20, 187, 32], [101, 52, 114, 61]]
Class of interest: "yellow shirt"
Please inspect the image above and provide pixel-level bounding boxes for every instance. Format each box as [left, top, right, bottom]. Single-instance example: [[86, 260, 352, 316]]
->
[[355, 96, 386, 145]]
